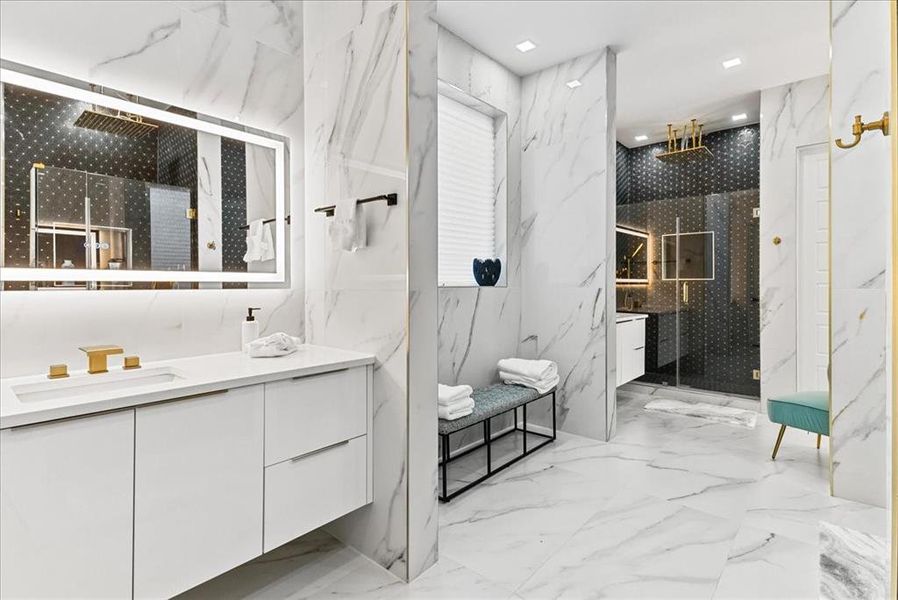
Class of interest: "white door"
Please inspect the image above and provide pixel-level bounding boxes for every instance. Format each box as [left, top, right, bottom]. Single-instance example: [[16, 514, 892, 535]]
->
[[797, 143, 829, 390], [0, 411, 135, 599], [134, 386, 264, 599]]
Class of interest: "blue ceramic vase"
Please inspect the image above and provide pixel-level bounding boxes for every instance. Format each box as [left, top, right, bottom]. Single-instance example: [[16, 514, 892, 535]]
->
[[472, 258, 501, 286]]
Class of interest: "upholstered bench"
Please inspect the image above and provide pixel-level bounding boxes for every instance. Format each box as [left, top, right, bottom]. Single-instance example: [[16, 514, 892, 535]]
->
[[767, 391, 829, 459], [438, 384, 556, 501]]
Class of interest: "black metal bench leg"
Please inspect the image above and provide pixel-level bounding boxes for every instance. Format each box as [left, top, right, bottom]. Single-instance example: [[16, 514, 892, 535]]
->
[[552, 390, 557, 440], [484, 418, 492, 474], [441, 434, 449, 500], [523, 404, 528, 453]]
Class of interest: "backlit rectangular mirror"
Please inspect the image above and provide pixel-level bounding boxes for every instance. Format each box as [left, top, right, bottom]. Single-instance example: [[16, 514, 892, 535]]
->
[[616, 226, 649, 283], [661, 231, 715, 281], [0, 63, 288, 290]]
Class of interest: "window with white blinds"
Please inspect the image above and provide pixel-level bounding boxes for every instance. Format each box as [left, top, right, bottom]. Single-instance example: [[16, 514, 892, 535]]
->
[[438, 94, 496, 286]]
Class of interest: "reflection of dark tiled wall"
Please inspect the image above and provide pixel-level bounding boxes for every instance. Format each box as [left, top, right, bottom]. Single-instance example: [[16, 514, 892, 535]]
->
[[2, 84, 157, 268], [616, 125, 760, 397], [221, 138, 247, 274], [157, 123, 198, 268]]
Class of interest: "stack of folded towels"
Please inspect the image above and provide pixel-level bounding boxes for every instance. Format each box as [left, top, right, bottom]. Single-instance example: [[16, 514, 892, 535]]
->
[[498, 358, 559, 393], [438, 384, 475, 421]]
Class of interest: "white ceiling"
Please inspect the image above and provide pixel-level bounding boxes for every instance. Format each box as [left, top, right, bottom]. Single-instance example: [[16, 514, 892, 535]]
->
[[435, 0, 829, 147]]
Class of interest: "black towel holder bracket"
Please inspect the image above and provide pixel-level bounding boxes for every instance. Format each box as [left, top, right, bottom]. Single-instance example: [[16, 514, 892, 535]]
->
[[314, 193, 398, 217]]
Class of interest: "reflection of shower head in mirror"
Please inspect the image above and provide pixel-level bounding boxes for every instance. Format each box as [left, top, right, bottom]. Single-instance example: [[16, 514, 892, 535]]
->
[[74, 107, 158, 139]]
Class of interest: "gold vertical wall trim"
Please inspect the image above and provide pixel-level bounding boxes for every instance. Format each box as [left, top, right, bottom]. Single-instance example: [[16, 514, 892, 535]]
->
[[828, 0, 835, 498], [889, 0, 898, 596]]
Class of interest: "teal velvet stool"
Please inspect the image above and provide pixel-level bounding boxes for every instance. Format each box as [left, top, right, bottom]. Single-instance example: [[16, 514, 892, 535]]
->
[[766, 391, 830, 459]]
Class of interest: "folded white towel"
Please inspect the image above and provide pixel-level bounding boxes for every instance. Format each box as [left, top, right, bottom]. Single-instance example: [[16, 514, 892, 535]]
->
[[497, 358, 557, 381], [243, 219, 275, 263], [500, 371, 559, 395], [439, 402, 474, 420], [438, 384, 474, 406], [443, 397, 474, 412], [247, 332, 302, 358]]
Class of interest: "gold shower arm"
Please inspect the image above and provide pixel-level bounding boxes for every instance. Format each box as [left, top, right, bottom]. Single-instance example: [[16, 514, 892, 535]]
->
[[835, 111, 890, 149]]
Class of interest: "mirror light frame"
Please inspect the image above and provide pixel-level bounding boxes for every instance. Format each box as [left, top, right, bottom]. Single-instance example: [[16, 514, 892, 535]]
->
[[0, 66, 288, 284], [615, 226, 650, 284]]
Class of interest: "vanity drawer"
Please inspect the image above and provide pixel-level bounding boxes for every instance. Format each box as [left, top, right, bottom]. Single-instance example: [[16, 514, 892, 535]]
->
[[263, 435, 367, 552], [264, 366, 367, 466]]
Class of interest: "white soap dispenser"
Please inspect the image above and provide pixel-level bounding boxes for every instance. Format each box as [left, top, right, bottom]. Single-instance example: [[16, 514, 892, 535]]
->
[[242, 307, 261, 353]]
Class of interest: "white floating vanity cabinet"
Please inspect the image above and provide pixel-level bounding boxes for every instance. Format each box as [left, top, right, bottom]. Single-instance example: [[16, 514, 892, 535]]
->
[[616, 314, 647, 386], [0, 362, 373, 599]]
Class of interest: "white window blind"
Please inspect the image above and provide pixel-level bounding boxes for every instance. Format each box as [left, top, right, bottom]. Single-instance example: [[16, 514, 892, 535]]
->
[[438, 94, 496, 286]]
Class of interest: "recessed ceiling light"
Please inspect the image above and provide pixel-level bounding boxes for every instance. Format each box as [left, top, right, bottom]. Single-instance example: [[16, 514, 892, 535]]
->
[[634, 134, 648, 142], [566, 79, 582, 89], [515, 40, 536, 53], [732, 113, 748, 122], [722, 57, 742, 69]]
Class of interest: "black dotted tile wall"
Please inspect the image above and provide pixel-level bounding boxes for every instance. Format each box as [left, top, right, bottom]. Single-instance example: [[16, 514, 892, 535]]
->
[[221, 137, 248, 289], [3, 84, 157, 268], [157, 123, 198, 268], [616, 125, 760, 397]]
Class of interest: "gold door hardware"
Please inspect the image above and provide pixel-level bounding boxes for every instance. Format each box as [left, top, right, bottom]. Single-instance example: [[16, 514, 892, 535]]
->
[[772, 236, 782, 246], [79, 345, 124, 374], [753, 369, 761, 381], [835, 111, 890, 149], [186, 208, 197, 220], [206, 241, 217, 250], [123, 355, 141, 370], [682, 282, 689, 304], [47, 364, 69, 379]]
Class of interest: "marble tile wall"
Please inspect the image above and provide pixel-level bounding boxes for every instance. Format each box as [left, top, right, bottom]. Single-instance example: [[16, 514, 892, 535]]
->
[[406, 2, 439, 580], [0, 0, 305, 376], [436, 28, 523, 401], [758, 75, 828, 406], [196, 131, 223, 286], [303, 0, 438, 581], [520, 48, 617, 441], [830, 0, 891, 508]]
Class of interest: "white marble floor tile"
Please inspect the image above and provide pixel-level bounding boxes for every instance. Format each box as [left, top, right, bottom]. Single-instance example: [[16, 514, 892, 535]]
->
[[516, 494, 737, 599], [713, 526, 819, 599], [176, 529, 372, 599], [819, 522, 889, 600], [439, 463, 624, 589]]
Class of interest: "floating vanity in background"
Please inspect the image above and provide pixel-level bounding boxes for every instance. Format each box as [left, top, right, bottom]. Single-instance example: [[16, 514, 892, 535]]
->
[[616, 313, 647, 386], [0, 345, 375, 599]]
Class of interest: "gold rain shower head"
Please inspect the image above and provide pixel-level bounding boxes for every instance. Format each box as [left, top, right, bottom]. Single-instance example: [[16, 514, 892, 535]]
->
[[73, 106, 158, 139]]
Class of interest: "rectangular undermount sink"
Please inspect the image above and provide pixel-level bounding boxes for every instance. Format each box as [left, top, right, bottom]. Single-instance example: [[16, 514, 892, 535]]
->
[[12, 367, 187, 403]]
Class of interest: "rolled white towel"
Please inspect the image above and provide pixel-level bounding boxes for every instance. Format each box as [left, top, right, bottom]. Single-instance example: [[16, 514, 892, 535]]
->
[[497, 358, 557, 381], [438, 383, 474, 406], [500, 372, 559, 395]]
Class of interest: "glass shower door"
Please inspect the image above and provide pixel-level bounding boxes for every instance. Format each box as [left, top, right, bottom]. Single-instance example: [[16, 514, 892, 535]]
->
[[669, 191, 760, 397]]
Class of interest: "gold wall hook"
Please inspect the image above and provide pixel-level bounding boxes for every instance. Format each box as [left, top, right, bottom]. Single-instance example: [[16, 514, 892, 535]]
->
[[835, 111, 890, 149]]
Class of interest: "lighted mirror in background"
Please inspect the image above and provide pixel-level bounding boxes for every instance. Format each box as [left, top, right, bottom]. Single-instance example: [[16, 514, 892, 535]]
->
[[661, 231, 715, 281], [0, 64, 287, 290], [615, 226, 649, 283]]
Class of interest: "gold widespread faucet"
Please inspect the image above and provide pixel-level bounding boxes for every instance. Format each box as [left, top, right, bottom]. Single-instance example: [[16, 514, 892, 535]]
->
[[79, 345, 124, 374]]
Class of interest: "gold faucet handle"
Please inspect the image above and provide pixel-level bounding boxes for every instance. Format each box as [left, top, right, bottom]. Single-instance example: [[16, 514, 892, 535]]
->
[[48, 364, 69, 379], [123, 356, 141, 370], [79, 345, 124, 374]]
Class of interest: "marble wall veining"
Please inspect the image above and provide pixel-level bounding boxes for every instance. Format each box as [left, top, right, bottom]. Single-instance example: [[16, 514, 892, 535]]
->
[[0, 0, 305, 377], [758, 75, 829, 406], [520, 48, 617, 441], [303, 0, 438, 581], [436, 28, 523, 394], [830, 0, 891, 509]]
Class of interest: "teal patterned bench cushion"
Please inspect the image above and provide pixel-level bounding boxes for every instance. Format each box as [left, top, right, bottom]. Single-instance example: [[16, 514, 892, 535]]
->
[[438, 384, 550, 435], [767, 391, 830, 436]]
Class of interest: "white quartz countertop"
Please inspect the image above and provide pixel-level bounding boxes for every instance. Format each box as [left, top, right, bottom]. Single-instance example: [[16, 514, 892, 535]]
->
[[0, 345, 375, 429], [616, 312, 648, 323]]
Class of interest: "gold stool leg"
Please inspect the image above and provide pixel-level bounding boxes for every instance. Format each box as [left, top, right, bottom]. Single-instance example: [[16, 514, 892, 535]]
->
[[772, 424, 787, 460], [816, 434, 821, 449]]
